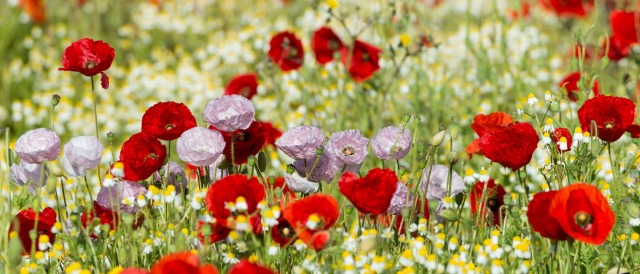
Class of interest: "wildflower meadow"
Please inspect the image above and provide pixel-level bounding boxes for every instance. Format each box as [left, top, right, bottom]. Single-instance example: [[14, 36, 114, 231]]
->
[[4, 0, 640, 273]]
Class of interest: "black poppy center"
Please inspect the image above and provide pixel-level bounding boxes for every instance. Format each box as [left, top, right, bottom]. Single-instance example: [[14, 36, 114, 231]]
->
[[486, 196, 501, 213], [574, 211, 594, 231], [235, 131, 249, 141]]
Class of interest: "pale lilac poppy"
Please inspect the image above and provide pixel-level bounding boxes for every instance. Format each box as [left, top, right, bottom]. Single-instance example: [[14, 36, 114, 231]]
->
[[326, 129, 368, 167], [14, 128, 60, 164], [10, 161, 47, 187], [371, 126, 412, 160], [61, 136, 103, 176], [387, 182, 414, 215], [284, 172, 319, 193], [203, 95, 255, 132], [419, 164, 465, 201], [96, 180, 147, 214], [293, 153, 337, 183], [275, 125, 325, 160], [176, 127, 225, 166]]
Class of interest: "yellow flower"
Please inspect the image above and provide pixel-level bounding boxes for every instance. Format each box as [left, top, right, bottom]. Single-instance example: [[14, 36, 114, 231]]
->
[[327, 0, 339, 9]]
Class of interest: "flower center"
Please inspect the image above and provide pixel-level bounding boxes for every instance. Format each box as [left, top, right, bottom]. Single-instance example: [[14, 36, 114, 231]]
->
[[235, 131, 249, 141], [83, 60, 97, 69], [361, 52, 370, 62], [144, 153, 159, 162], [341, 145, 356, 156], [574, 211, 593, 231], [604, 121, 614, 129], [328, 40, 340, 50], [240, 87, 252, 98], [165, 124, 176, 130], [486, 196, 501, 213]]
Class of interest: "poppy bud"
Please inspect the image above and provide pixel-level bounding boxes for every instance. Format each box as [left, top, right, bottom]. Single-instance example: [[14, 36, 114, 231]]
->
[[550, 103, 560, 113], [439, 209, 458, 222], [51, 94, 61, 107], [345, 206, 354, 215], [50, 162, 63, 177], [402, 113, 411, 123], [45, 178, 57, 194], [628, 203, 640, 218], [503, 194, 512, 205], [418, 160, 427, 169], [32, 198, 40, 212], [447, 152, 458, 165], [413, 116, 421, 126], [316, 146, 324, 156], [107, 132, 115, 143], [269, 176, 276, 185], [158, 168, 165, 177], [448, 121, 460, 139], [286, 164, 295, 175], [430, 130, 447, 147]]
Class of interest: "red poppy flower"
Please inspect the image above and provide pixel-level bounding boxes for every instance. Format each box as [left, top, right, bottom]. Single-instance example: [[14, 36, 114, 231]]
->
[[8, 207, 56, 254], [283, 194, 339, 246], [341, 40, 382, 82], [602, 36, 631, 61], [142, 102, 197, 141], [479, 122, 539, 170], [549, 183, 615, 245], [271, 216, 297, 246], [19, 0, 45, 23], [260, 121, 282, 147], [339, 168, 398, 215], [150, 251, 219, 274], [225, 73, 259, 100], [466, 112, 513, 158], [538, 0, 593, 18], [205, 175, 265, 231], [527, 190, 569, 241], [228, 260, 275, 274], [469, 179, 506, 226], [197, 221, 230, 244], [81, 201, 119, 233], [312, 27, 344, 65], [610, 11, 639, 58], [559, 72, 600, 102], [551, 127, 572, 153], [268, 31, 304, 71], [59, 38, 115, 89], [119, 132, 167, 181], [210, 121, 266, 165], [578, 95, 640, 142]]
